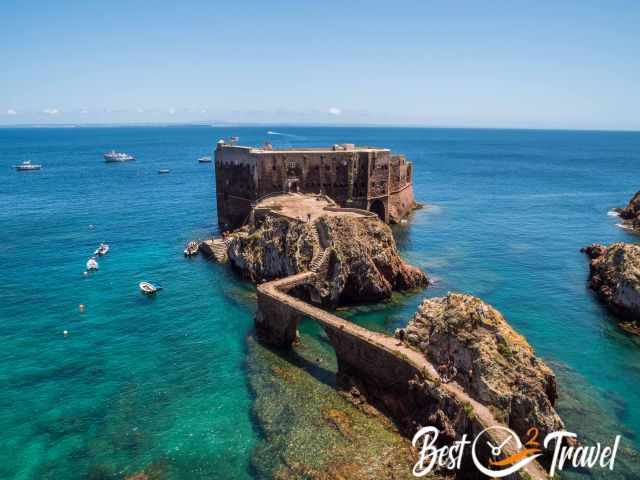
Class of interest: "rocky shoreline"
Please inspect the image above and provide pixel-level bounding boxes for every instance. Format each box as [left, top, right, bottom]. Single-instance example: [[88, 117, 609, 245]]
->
[[224, 213, 427, 307], [614, 191, 640, 233], [397, 294, 564, 446], [200, 196, 570, 478], [582, 242, 640, 335]]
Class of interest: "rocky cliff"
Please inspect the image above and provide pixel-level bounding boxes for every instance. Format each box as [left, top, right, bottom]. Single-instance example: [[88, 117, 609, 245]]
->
[[226, 213, 427, 306], [582, 242, 640, 335], [615, 191, 640, 232], [395, 293, 564, 447]]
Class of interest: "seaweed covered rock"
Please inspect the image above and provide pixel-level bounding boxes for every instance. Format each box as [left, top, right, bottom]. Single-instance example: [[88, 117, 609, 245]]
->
[[398, 293, 564, 444], [226, 213, 427, 306], [582, 242, 640, 335]]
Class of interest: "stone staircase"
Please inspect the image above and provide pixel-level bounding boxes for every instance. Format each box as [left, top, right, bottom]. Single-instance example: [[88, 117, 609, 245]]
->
[[307, 222, 327, 273], [202, 237, 231, 263], [309, 248, 329, 273]]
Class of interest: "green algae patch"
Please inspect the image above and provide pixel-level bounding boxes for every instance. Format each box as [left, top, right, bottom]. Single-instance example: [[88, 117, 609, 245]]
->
[[246, 325, 424, 480]]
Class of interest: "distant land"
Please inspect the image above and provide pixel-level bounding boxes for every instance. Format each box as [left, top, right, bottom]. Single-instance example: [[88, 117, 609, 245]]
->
[[1, 122, 639, 133]]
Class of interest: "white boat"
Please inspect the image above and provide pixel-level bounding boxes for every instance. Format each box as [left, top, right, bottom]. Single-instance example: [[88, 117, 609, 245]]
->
[[184, 241, 199, 256], [198, 156, 212, 163], [158, 169, 170, 174], [86, 257, 99, 270], [94, 243, 109, 256], [14, 160, 41, 171], [139, 281, 162, 295], [104, 150, 135, 162]]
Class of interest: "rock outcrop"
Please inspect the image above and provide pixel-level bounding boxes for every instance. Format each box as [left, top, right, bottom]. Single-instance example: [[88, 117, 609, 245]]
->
[[396, 293, 564, 446], [615, 191, 640, 232], [226, 213, 427, 306], [582, 242, 640, 334]]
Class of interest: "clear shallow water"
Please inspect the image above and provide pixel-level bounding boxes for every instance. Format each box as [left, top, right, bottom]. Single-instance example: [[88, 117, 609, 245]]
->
[[1, 126, 640, 479]]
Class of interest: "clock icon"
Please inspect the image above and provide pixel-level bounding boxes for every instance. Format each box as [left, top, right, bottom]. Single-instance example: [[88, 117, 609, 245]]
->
[[471, 426, 541, 478]]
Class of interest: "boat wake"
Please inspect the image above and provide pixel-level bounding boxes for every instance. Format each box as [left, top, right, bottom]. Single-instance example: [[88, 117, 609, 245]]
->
[[267, 131, 304, 139]]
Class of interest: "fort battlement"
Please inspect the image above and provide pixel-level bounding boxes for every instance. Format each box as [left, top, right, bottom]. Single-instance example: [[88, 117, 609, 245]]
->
[[214, 141, 416, 230]]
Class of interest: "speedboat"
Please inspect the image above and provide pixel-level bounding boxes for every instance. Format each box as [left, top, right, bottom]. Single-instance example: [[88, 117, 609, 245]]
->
[[94, 243, 109, 256], [86, 257, 99, 271], [139, 281, 162, 295], [158, 169, 170, 174], [184, 241, 199, 256], [198, 156, 212, 163], [14, 160, 41, 171], [104, 150, 135, 162]]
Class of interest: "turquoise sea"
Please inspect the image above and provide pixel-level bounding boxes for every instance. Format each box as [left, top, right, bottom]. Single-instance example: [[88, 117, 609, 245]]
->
[[1, 126, 640, 479]]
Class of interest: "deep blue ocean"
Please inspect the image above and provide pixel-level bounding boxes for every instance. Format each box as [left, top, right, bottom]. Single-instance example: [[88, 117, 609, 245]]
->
[[1, 126, 639, 479]]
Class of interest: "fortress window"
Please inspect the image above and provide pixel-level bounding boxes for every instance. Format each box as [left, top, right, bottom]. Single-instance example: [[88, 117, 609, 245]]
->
[[288, 161, 296, 169]]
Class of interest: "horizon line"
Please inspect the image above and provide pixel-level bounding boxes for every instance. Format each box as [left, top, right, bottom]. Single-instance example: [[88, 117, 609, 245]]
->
[[0, 121, 639, 134]]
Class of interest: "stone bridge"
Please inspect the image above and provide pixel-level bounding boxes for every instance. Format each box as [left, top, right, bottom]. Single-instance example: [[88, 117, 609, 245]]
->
[[256, 272, 549, 480]]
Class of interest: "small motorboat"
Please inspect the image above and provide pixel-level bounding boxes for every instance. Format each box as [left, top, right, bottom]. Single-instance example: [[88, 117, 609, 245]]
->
[[94, 243, 109, 256], [184, 241, 199, 257], [158, 169, 170, 174], [14, 160, 41, 171], [86, 257, 99, 271], [139, 281, 162, 295], [198, 156, 212, 163], [104, 150, 135, 162]]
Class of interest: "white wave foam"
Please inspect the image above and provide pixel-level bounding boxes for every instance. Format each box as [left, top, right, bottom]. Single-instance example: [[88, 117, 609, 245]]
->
[[607, 210, 620, 217], [616, 223, 633, 231]]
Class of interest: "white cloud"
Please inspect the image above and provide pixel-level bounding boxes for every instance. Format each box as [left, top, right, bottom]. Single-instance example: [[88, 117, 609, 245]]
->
[[80, 109, 89, 115], [7, 109, 17, 115], [328, 107, 342, 116], [136, 107, 145, 113], [43, 108, 60, 115], [168, 107, 176, 115]]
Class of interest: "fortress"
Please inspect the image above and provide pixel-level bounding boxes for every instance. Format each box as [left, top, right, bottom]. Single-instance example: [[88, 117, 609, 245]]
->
[[214, 141, 417, 230]]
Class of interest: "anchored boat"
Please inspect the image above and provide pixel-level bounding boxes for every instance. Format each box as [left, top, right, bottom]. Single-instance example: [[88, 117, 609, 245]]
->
[[86, 257, 99, 271], [94, 243, 109, 256], [184, 241, 199, 256], [139, 281, 162, 295], [104, 150, 135, 162], [198, 156, 212, 163], [14, 160, 41, 171]]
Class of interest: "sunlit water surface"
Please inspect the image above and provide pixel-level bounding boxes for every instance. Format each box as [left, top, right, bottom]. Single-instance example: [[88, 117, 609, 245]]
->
[[1, 126, 639, 479]]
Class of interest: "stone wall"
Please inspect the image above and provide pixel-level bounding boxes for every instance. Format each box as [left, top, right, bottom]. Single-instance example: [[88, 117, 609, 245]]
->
[[215, 144, 416, 230], [255, 277, 548, 480]]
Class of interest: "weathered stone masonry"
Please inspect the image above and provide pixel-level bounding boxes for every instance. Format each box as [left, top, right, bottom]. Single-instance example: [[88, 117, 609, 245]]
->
[[255, 273, 549, 480], [214, 142, 416, 230]]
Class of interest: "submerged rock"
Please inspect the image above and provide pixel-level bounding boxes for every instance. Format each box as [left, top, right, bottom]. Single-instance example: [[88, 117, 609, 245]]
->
[[226, 214, 427, 306], [582, 242, 640, 335], [615, 191, 640, 232], [398, 293, 564, 447]]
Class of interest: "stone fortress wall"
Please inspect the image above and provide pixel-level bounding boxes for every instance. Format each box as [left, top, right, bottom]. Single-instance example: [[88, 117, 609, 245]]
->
[[214, 141, 416, 230]]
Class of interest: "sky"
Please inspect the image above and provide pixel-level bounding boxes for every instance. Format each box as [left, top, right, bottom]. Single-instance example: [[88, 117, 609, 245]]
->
[[1, 0, 639, 130]]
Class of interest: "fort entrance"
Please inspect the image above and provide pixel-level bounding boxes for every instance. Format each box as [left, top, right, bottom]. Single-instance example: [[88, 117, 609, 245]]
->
[[369, 198, 386, 221]]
